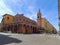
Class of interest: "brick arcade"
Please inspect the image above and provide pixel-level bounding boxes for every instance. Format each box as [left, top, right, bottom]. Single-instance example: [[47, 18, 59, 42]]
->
[[1, 9, 57, 34]]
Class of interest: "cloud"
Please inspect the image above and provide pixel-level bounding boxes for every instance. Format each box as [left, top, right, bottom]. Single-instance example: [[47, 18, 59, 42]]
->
[[0, 0, 15, 15], [0, 0, 15, 22], [0, 0, 37, 22], [41, 8, 58, 30], [0, 0, 58, 31], [23, 5, 37, 21], [3, 0, 37, 13]]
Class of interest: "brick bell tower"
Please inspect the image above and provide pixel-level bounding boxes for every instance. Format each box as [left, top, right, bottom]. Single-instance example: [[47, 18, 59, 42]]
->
[[37, 9, 41, 29]]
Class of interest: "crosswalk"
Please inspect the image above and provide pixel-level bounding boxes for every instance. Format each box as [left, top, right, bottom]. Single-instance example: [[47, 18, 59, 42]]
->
[[39, 34, 60, 38], [0, 32, 60, 39]]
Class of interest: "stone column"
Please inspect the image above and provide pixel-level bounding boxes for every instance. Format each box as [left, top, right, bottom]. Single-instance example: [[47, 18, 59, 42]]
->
[[17, 24, 20, 33], [29, 26, 33, 33], [22, 24, 26, 34], [6, 25, 8, 31], [11, 25, 14, 33], [18, 24, 22, 33]]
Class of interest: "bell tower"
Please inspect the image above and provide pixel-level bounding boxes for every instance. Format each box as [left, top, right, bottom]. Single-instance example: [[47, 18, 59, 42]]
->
[[37, 9, 41, 28]]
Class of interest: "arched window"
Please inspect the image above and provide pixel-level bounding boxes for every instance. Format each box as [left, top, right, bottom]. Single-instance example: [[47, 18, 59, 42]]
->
[[38, 16, 39, 18], [7, 17, 9, 20]]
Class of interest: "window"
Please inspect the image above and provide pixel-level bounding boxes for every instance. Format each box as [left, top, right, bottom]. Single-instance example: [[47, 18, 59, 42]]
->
[[23, 19, 25, 21], [59, 17, 60, 20], [20, 19, 21, 20], [38, 16, 39, 18], [7, 17, 9, 20]]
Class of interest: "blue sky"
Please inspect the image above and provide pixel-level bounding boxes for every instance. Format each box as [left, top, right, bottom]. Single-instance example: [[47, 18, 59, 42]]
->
[[0, 0, 58, 31]]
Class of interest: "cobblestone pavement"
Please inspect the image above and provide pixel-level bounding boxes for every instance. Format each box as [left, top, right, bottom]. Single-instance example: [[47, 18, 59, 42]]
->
[[0, 32, 60, 45]]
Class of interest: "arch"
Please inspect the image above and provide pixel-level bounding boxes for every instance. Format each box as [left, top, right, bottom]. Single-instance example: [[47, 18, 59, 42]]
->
[[14, 24, 18, 33], [7, 25, 10, 31]]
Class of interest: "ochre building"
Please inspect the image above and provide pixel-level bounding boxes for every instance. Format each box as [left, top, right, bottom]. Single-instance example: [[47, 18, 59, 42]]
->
[[58, 0, 60, 32], [1, 10, 57, 34], [41, 18, 57, 33]]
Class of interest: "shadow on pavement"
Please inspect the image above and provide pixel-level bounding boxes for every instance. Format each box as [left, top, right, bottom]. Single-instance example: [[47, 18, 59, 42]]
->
[[0, 34, 22, 45]]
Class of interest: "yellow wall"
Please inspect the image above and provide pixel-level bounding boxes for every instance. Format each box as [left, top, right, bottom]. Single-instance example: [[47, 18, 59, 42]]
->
[[41, 18, 57, 33], [3, 14, 13, 25]]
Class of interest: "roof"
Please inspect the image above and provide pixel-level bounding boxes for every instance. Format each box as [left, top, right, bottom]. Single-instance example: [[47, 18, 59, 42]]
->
[[3, 14, 13, 17], [14, 14, 37, 26]]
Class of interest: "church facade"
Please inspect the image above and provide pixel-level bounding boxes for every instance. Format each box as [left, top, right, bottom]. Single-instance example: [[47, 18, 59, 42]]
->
[[1, 10, 57, 34]]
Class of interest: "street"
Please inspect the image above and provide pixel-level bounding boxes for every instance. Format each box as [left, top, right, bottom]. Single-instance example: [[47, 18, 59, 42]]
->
[[0, 32, 60, 45]]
